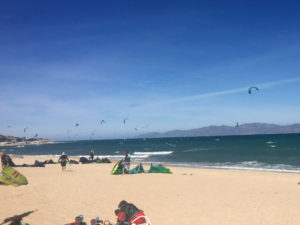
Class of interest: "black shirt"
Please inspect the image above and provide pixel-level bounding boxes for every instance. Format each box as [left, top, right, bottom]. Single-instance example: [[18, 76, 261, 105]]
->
[[1, 154, 11, 165], [59, 155, 69, 163]]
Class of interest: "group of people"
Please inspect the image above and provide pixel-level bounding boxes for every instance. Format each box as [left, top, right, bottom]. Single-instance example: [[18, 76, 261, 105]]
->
[[58, 150, 131, 173], [66, 215, 102, 225], [66, 200, 146, 225], [1, 149, 131, 172], [1, 151, 145, 225]]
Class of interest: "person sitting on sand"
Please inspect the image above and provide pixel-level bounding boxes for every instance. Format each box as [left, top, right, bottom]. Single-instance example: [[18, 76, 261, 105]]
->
[[0, 151, 12, 170], [115, 200, 146, 225], [66, 215, 87, 225], [90, 217, 102, 225], [58, 152, 69, 172]]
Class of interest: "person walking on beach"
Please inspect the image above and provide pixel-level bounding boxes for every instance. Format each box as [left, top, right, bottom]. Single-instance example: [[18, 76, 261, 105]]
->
[[90, 150, 95, 161], [0, 152, 11, 170], [124, 150, 131, 172], [58, 152, 69, 172]]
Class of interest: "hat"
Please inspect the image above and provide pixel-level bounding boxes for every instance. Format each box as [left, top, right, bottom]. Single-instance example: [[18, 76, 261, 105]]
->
[[75, 214, 83, 221], [118, 200, 127, 209], [91, 217, 99, 222], [62, 152, 65, 155]]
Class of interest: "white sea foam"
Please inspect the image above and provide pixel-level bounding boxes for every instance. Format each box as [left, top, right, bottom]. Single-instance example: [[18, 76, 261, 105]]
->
[[269, 145, 276, 148], [183, 148, 211, 152], [162, 161, 300, 174], [133, 151, 173, 155], [183, 148, 200, 153], [76, 154, 150, 159], [165, 142, 176, 147]]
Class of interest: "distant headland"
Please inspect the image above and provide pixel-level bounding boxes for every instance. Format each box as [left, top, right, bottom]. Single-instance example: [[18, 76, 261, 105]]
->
[[0, 135, 53, 147], [136, 123, 300, 138]]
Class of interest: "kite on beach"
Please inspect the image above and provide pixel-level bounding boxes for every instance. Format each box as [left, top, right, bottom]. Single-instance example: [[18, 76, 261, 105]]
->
[[24, 127, 29, 133]]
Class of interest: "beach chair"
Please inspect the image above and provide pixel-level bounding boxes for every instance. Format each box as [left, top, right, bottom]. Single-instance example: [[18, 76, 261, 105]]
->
[[130, 216, 151, 225]]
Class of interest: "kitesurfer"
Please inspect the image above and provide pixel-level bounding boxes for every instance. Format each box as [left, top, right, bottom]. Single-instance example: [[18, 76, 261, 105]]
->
[[58, 152, 69, 172]]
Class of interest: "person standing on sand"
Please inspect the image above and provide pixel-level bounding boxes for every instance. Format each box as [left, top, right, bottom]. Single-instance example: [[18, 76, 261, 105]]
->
[[0, 152, 11, 170], [124, 150, 131, 171], [90, 150, 95, 161], [58, 152, 69, 172]]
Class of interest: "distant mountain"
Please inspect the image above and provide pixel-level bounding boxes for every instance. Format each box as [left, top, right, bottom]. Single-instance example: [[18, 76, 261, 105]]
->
[[136, 123, 300, 138]]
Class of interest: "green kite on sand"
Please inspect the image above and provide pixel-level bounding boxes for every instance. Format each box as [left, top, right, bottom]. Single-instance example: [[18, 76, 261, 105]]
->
[[130, 163, 145, 174], [148, 163, 172, 174], [111, 161, 172, 175]]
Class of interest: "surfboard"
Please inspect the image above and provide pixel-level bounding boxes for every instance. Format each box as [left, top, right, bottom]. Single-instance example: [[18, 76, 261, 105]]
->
[[0, 174, 14, 185], [1, 166, 28, 185]]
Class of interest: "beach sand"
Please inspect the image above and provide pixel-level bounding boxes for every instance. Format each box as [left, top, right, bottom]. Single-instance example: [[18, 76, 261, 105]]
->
[[1, 156, 300, 225]]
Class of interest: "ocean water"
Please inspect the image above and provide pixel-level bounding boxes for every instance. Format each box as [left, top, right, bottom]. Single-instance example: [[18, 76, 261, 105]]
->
[[1, 133, 300, 173]]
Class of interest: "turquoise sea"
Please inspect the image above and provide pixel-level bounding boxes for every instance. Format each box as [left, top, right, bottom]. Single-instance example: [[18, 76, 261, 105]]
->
[[2, 133, 300, 173]]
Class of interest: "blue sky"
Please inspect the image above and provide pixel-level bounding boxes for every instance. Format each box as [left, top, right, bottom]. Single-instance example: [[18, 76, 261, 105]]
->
[[0, 0, 300, 140]]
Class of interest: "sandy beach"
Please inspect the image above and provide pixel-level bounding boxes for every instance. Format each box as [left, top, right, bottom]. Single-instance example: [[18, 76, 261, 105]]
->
[[1, 156, 300, 225]]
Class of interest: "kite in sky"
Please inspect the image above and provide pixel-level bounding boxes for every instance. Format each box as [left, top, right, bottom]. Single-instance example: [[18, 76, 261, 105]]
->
[[248, 86, 259, 94]]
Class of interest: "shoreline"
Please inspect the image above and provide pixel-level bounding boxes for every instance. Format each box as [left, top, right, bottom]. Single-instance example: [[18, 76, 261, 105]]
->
[[7, 155, 300, 175]]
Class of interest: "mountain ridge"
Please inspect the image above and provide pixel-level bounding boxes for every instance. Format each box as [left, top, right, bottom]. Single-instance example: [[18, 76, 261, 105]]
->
[[136, 123, 300, 138]]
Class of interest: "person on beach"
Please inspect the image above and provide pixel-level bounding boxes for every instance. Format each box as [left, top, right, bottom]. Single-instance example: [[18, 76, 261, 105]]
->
[[66, 215, 86, 225], [90, 150, 95, 161], [90, 217, 102, 225], [0, 152, 11, 169], [124, 150, 131, 172], [58, 152, 69, 172], [115, 200, 146, 225]]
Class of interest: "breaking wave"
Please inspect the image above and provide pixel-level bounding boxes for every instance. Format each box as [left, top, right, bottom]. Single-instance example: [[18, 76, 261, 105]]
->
[[133, 151, 173, 155]]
